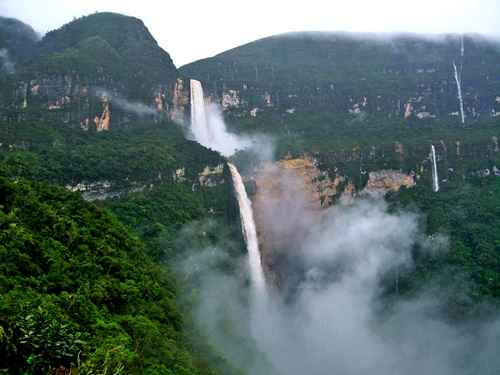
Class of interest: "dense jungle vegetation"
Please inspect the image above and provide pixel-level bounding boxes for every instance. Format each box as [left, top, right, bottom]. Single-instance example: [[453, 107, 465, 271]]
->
[[386, 177, 500, 319], [0, 120, 242, 375], [2, 9, 500, 375]]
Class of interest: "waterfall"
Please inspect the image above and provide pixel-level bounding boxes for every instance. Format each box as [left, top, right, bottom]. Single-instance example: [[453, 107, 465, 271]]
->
[[453, 35, 465, 124], [228, 162, 267, 294], [431, 145, 440, 192], [190, 79, 212, 146], [460, 34, 465, 58], [453, 61, 465, 124], [189, 79, 250, 156]]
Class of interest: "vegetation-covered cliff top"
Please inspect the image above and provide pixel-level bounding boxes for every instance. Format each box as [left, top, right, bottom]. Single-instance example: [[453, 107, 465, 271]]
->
[[19, 12, 178, 98], [0, 16, 39, 62], [181, 31, 500, 87]]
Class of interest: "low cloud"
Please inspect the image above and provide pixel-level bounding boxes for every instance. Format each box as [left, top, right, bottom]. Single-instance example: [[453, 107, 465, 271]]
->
[[177, 191, 500, 375], [0, 49, 15, 74], [94, 88, 157, 116]]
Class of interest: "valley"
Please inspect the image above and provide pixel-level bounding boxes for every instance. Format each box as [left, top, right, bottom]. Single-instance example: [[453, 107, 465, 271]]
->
[[1, 9, 500, 375]]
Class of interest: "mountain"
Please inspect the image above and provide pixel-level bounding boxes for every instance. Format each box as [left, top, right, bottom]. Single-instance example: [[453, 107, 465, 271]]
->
[[181, 32, 500, 122], [2, 13, 500, 375], [35, 12, 177, 96], [0, 16, 39, 64], [0, 17, 39, 105], [0, 15, 246, 374], [1, 13, 178, 129]]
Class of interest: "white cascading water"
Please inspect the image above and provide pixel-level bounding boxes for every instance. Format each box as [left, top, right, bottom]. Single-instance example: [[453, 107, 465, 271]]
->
[[453, 61, 465, 124], [453, 35, 465, 124], [190, 79, 212, 146], [190, 80, 265, 294], [431, 145, 440, 192], [189, 79, 250, 156], [227, 162, 267, 295]]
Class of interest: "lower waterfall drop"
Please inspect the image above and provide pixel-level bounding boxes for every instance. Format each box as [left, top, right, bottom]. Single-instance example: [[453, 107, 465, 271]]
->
[[227, 162, 267, 295], [431, 145, 440, 193]]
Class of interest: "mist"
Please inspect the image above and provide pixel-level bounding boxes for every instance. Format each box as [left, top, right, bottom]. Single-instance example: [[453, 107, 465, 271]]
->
[[0, 48, 15, 74], [202, 103, 251, 156], [177, 170, 500, 375], [94, 88, 157, 116], [189, 90, 274, 159], [3, 0, 500, 66]]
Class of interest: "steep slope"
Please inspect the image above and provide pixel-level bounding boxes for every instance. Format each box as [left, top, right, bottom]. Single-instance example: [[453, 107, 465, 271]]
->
[[0, 16, 39, 64], [0, 119, 227, 200], [181, 32, 500, 122], [3, 13, 178, 129], [0, 176, 232, 374], [36, 12, 177, 95], [0, 17, 39, 106]]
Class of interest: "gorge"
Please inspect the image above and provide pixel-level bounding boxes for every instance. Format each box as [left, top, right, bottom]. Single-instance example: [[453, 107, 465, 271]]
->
[[2, 10, 500, 375], [185, 68, 500, 375]]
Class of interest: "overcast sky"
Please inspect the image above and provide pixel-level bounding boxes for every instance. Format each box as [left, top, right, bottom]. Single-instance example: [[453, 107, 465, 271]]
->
[[1, 0, 499, 66]]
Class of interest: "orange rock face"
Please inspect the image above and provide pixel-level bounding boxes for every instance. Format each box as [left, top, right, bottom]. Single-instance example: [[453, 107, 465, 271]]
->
[[96, 101, 111, 132], [251, 158, 341, 286], [154, 92, 164, 112], [364, 170, 415, 194], [404, 102, 413, 119], [171, 78, 189, 122]]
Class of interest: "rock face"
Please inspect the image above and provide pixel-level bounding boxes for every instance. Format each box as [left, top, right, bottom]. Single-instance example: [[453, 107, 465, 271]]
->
[[276, 157, 344, 208], [198, 164, 225, 187], [364, 170, 415, 195], [249, 156, 420, 287], [251, 157, 344, 287], [170, 78, 190, 122], [221, 90, 240, 110], [94, 97, 111, 131], [181, 32, 500, 122]]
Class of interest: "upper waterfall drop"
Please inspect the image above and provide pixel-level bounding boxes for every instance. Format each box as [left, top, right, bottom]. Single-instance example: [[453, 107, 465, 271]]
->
[[189, 79, 251, 156], [228, 162, 267, 294], [431, 145, 440, 193], [453, 61, 465, 124], [190, 79, 212, 147]]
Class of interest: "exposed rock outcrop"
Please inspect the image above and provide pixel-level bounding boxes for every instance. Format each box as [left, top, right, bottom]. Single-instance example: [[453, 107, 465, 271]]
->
[[363, 170, 415, 195], [251, 157, 345, 287], [171, 78, 190, 122], [198, 164, 225, 187], [276, 157, 343, 208]]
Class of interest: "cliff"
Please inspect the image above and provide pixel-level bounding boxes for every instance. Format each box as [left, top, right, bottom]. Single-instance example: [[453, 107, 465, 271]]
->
[[181, 32, 500, 123], [0, 16, 39, 63], [1, 13, 178, 129], [251, 157, 344, 287]]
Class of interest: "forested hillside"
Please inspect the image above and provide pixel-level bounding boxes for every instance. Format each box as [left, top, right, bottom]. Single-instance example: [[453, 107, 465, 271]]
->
[[0, 119, 225, 197], [386, 177, 500, 318], [0, 118, 243, 374], [0, 12, 177, 129], [0, 16, 39, 63], [1, 9, 500, 375], [35, 12, 177, 97], [0, 13, 246, 372]]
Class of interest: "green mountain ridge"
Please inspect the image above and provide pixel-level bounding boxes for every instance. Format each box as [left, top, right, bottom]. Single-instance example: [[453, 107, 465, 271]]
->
[[0, 16, 39, 62], [1, 12, 500, 375], [1, 12, 178, 129], [181, 31, 500, 121], [36, 12, 177, 93]]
